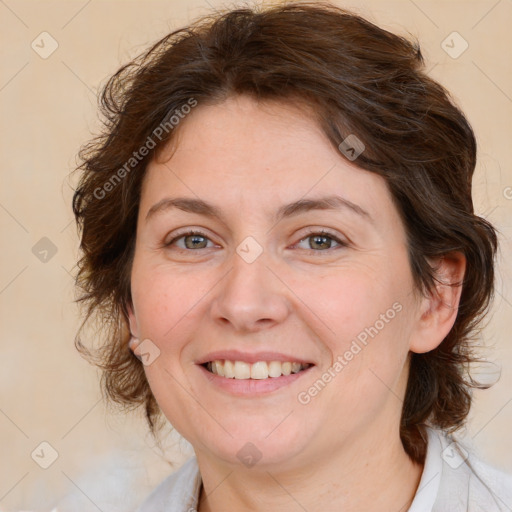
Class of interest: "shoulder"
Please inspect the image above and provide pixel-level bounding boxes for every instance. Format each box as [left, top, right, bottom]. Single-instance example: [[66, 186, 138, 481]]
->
[[136, 456, 202, 512], [465, 452, 512, 509], [428, 427, 512, 511]]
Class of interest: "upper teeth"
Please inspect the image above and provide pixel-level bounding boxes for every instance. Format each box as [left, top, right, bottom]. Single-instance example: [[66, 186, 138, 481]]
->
[[206, 360, 310, 379]]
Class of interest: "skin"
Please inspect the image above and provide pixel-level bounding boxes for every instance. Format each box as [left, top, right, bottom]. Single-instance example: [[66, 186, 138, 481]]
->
[[128, 95, 465, 511]]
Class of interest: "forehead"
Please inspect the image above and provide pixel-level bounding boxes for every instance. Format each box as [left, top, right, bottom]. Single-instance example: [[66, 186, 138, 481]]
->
[[140, 95, 395, 225], [155, 95, 327, 170]]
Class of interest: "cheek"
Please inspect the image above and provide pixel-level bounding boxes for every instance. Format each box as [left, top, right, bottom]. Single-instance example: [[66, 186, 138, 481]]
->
[[295, 267, 408, 346], [132, 265, 206, 339], [295, 267, 414, 395], [318, 283, 413, 407]]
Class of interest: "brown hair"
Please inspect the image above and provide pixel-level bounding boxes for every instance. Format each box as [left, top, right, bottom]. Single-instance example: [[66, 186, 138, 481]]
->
[[72, 1, 498, 463]]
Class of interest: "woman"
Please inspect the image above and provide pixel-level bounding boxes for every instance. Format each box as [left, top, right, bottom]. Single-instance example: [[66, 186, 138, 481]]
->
[[72, 2, 512, 510]]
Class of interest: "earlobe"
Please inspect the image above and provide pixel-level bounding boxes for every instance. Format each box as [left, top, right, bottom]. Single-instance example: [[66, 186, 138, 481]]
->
[[410, 252, 466, 354], [128, 336, 141, 358]]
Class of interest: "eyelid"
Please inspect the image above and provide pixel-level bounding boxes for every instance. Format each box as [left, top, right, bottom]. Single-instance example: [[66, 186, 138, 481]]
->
[[297, 226, 347, 241]]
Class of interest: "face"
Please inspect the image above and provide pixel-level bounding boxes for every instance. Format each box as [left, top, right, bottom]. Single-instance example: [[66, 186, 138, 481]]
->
[[128, 95, 424, 469]]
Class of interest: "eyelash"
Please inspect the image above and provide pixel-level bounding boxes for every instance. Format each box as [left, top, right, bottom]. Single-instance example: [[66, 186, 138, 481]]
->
[[164, 228, 348, 254]]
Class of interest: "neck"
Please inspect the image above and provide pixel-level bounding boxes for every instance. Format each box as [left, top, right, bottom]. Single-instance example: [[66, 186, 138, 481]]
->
[[195, 425, 424, 512]]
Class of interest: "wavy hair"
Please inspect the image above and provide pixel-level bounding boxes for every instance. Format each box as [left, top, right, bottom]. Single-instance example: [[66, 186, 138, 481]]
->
[[72, 2, 498, 463]]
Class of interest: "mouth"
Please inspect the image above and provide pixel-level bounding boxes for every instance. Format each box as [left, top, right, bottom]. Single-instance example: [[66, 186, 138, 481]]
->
[[202, 360, 313, 380]]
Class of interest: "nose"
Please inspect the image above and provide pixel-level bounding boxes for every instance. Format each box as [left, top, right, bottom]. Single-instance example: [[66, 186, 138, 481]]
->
[[209, 250, 290, 333]]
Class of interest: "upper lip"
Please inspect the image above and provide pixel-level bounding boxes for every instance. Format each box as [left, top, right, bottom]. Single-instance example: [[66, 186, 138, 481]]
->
[[196, 350, 315, 366]]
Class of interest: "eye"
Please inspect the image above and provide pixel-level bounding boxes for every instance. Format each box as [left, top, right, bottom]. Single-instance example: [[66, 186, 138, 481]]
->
[[294, 229, 347, 252], [163, 228, 348, 253], [165, 230, 215, 250]]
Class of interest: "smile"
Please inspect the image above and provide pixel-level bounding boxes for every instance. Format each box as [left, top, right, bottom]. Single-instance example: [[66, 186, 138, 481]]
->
[[204, 360, 312, 380]]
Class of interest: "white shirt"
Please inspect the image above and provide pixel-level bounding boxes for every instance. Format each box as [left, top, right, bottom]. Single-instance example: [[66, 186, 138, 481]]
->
[[136, 427, 512, 511]]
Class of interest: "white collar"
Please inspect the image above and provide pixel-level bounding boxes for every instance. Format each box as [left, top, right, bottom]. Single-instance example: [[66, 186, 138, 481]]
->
[[407, 426, 443, 512]]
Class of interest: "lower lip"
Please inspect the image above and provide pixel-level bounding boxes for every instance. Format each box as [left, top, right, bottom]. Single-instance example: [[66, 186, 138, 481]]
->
[[197, 364, 314, 396]]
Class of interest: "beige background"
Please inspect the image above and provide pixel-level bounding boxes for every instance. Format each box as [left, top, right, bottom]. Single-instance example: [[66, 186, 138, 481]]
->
[[0, 0, 511, 510]]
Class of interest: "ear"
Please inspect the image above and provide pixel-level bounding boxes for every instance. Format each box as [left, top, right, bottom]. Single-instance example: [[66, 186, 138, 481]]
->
[[409, 252, 466, 354], [127, 301, 139, 339]]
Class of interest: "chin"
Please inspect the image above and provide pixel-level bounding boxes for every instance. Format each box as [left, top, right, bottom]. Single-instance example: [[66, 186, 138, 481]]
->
[[195, 422, 312, 470]]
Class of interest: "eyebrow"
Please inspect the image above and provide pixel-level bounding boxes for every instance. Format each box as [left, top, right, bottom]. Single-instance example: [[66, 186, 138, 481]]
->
[[145, 194, 371, 225]]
